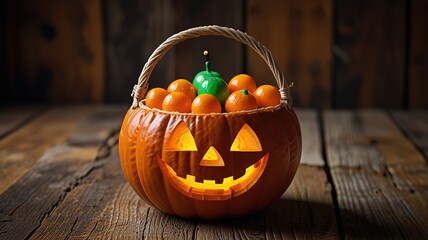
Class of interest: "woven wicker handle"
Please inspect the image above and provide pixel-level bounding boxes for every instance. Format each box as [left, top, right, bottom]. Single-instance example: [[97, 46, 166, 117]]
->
[[131, 25, 293, 108]]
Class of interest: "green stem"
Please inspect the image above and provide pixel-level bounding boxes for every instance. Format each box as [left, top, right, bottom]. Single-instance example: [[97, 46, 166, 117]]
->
[[242, 89, 249, 95], [205, 61, 211, 73]]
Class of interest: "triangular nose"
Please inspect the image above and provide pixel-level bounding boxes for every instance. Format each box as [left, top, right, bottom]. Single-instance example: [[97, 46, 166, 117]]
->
[[199, 146, 225, 167]]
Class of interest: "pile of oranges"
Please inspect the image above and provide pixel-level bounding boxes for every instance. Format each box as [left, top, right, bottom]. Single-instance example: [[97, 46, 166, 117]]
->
[[145, 74, 280, 114]]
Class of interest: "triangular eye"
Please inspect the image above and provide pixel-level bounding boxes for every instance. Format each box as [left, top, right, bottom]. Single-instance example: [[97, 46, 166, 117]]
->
[[165, 121, 197, 151], [230, 123, 262, 152]]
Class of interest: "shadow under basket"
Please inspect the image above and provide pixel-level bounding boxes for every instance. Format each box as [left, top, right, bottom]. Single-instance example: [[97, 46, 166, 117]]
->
[[118, 25, 302, 219]]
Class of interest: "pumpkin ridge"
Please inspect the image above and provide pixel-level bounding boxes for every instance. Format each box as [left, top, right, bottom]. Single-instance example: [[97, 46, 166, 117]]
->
[[137, 111, 175, 214], [119, 108, 154, 206]]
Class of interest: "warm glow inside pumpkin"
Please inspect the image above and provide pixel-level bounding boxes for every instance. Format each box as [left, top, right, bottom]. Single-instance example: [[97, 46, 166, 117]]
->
[[119, 104, 301, 219], [157, 121, 268, 200]]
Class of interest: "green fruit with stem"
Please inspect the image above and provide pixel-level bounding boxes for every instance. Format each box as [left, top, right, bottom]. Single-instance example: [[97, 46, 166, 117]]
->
[[193, 51, 230, 105]]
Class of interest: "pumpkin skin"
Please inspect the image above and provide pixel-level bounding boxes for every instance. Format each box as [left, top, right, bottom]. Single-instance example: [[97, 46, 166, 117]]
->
[[119, 104, 301, 219]]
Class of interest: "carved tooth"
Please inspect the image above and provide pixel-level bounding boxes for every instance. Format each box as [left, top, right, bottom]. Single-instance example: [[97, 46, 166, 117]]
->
[[186, 174, 195, 182], [203, 179, 216, 185], [222, 176, 234, 184], [245, 165, 255, 174]]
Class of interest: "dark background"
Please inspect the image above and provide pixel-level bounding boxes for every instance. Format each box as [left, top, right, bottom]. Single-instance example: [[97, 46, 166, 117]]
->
[[1, 0, 427, 108]]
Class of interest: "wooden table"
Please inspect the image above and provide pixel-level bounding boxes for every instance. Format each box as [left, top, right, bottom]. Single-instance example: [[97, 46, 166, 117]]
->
[[1, 106, 427, 239]]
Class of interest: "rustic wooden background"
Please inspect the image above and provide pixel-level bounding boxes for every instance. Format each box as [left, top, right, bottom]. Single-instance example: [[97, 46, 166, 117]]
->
[[2, 0, 427, 108]]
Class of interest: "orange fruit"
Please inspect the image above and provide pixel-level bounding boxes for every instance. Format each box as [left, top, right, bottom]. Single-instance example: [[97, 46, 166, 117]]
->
[[145, 88, 169, 109], [228, 74, 257, 93], [191, 94, 222, 114], [167, 79, 197, 100], [225, 89, 258, 113], [162, 92, 192, 113], [254, 85, 281, 107]]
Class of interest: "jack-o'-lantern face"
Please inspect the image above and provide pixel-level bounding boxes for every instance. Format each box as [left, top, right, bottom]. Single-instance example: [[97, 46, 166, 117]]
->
[[156, 121, 269, 200], [120, 105, 302, 219]]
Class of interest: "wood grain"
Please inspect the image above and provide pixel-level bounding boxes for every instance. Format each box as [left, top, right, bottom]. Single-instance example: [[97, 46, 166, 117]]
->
[[0, 107, 95, 194], [323, 110, 425, 168], [265, 166, 337, 239], [247, 0, 333, 108], [0, 106, 45, 139], [29, 144, 152, 239], [324, 110, 428, 238], [0, 106, 125, 239], [380, 112, 428, 220], [391, 110, 428, 158], [6, 0, 104, 103], [173, 1, 244, 86], [333, 167, 427, 239], [409, 0, 428, 108], [334, 0, 406, 108], [104, 0, 175, 102], [296, 109, 324, 166]]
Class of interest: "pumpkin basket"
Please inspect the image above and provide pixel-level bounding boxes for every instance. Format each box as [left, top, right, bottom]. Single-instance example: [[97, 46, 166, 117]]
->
[[119, 25, 302, 219]]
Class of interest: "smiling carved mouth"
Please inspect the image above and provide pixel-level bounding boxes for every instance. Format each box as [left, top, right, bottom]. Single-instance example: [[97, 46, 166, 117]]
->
[[156, 153, 269, 200]]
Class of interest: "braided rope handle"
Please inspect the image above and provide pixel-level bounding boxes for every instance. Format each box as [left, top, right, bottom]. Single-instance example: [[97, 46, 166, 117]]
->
[[131, 25, 293, 109]]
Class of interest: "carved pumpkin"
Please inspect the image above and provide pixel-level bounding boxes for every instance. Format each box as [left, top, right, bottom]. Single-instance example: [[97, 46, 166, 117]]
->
[[119, 26, 302, 219], [119, 104, 301, 219]]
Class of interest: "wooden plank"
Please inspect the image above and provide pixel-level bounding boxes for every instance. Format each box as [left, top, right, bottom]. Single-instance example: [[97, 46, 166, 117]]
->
[[247, 0, 333, 108], [334, 0, 406, 108], [0, 106, 125, 239], [409, 0, 428, 108], [29, 145, 153, 239], [375, 112, 428, 223], [0, 107, 95, 194], [104, 0, 175, 102], [6, 0, 104, 104], [0, 106, 45, 139], [173, 1, 244, 88], [264, 166, 337, 239], [195, 214, 266, 239], [387, 165, 428, 225], [391, 110, 428, 158], [142, 208, 195, 239], [324, 110, 428, 238], [333, 167, 427, 239], [296, 109, 324, 166], [324, 110, 425, 168]]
